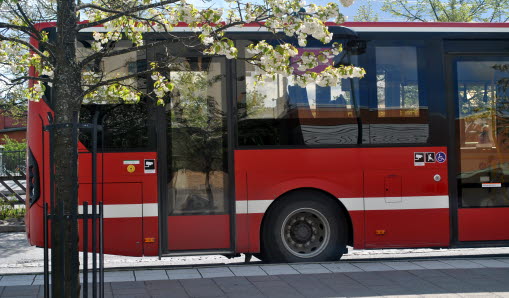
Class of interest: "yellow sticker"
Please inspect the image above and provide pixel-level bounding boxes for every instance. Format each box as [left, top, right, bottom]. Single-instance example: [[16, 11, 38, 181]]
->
[[127, 165, 136, 173]]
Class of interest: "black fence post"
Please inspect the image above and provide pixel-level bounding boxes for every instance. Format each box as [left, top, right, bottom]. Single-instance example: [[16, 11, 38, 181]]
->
[[42, 111, 104, 298]]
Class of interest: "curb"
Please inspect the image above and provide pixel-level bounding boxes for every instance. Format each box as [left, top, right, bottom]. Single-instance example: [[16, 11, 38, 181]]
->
[[0, 225, 25, 233]]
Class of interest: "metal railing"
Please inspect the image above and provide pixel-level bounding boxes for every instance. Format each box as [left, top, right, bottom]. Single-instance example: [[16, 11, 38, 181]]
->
[[0, 150, 26, 176]]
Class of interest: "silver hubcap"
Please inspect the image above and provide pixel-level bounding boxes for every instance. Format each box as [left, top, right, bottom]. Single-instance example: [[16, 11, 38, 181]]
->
[[281, 208, 330, 258]]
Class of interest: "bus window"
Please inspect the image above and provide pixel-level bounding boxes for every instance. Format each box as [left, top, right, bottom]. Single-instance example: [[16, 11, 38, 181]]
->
[[364, 46, 429, 144], [236, 41, 361, 146], [77, 40, 156, 152], [456, 59, 509, 207]]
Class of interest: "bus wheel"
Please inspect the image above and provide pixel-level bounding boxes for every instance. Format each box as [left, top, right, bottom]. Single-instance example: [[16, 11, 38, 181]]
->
[[262, 191, 347, 263]]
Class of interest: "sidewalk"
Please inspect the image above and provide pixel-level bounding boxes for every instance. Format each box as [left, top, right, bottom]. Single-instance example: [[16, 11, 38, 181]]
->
[[1, 258, 509, 297]]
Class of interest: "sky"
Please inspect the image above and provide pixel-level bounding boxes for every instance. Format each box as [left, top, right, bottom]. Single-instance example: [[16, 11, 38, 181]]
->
[[189, 0, 397, 22]]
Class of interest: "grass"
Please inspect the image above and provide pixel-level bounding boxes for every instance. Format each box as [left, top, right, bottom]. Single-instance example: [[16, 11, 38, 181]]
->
[[0, 201, 26, 220]]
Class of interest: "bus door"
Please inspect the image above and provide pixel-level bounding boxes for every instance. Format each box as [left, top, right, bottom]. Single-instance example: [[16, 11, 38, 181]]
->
[[449, 53, 509, 242], [157, 54, 235, 254]]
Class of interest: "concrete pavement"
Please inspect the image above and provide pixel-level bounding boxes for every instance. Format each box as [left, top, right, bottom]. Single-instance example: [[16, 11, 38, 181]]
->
[[1, 267, 509, 297], [1, 258, 509, 297]]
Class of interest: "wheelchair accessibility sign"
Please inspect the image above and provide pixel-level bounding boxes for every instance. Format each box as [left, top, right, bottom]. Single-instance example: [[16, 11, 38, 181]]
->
[[436, 152, 446, 163]]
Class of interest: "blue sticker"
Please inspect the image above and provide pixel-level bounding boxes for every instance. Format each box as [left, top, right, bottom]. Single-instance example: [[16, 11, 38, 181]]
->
[[436, 152, 446, 163]]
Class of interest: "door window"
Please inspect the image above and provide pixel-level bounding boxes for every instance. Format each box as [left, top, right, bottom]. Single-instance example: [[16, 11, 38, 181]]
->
[[456, 59, 509, 207], [165, 57, 229, 215]]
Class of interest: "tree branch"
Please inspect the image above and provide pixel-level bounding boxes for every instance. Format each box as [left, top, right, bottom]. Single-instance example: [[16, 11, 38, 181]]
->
[[11, 76, 53, 83], [0, 22, 56, 54], [79, 38, 183, 69], [77, 0, 179, 30], [0, 34, 51, 61], [83, 68, 155, 96]]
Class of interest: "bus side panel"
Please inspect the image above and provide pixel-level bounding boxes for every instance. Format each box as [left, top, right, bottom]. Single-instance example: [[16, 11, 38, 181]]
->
[[78, 152, 158, 257], [458, 208, 509, 241], [234, 149, 365, 253], [235, 147, 450, 253], [26, 99, 53, 248], [362, 147, 449, 248]]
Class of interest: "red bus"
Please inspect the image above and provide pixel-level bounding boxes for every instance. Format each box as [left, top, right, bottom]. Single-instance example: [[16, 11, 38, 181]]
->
[[26, 22, 509, 263]]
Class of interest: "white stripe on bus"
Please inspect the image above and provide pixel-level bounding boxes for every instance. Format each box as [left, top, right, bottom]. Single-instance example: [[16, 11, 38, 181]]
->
[[340, 195, 449, 211], [78, 196, 448, 218], [78, 203, 158, 218]]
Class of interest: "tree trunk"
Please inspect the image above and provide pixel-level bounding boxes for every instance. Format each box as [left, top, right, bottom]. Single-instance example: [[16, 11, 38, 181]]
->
[[52, 0, 82, 296]]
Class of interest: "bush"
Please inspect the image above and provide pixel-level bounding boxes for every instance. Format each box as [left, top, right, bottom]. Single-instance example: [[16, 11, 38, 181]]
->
[[0, 201, 25, 220]]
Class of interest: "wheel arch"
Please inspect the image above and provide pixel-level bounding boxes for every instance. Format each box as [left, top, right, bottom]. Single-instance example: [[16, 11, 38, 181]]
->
[[259, 187, 354, 252]]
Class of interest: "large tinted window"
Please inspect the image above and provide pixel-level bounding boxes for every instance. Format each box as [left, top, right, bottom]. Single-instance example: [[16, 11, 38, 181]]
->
[[363, 45, 429, 144], [236, 41, 361, 146]]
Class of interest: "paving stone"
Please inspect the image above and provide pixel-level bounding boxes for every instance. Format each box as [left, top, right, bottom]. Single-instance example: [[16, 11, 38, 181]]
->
[[246, 275, 281, 282], [346, 271, 395, 287], [110, 281, 146, 290], [412, 261, 456, 270], [103, 271, 135, 282], [278, 274, 337, 297], [111, 294, 151, 298], [145, 280, 190, 297], [251, 279, 305, 298], [81, 283, 114, 298], [440, 260, 486, 269], [260, 265, 299, 275], [496, 259, 509, 265], [31, 275, 45, 286], [151, 293, 190, 298], [318, 280, 379, 297], [381, 270, 425, 282], [312, 272, 359, 285], [228, 266, 266, 277], [213, 276, 263, 297], [383, 261, 426, 271], [321, 262, 363, 273], [225, 294, 266, 298], [422, 294, 461, 297], [370, 284, 416, 296], [408, 269, 450, 278], [440, 269, 487, 280], [179, 278, 225, 297], [290, 264, 330, 274], [134, 270, 168, 281], [402, 283, 450, 296], [470, 259, 509, 268], [167, 269, 202, 280], [0, 275, 36, 286], [198, 267, 234, 278], [1, 285, 40, 297], [354, 262, 395, 272]]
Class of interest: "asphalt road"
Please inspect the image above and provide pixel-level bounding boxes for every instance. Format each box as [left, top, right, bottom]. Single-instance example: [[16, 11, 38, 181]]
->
[[1, 232, 509, 275]]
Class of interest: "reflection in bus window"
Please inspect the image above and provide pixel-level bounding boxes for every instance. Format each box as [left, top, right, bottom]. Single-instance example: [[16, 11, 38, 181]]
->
[[78, 40, 154, 152], [457, 60, 509, 207], [376, 47, 420, 118], [165, 57, 229, 215], [365, 46, 429, 144], [236, 41, 360, 146]]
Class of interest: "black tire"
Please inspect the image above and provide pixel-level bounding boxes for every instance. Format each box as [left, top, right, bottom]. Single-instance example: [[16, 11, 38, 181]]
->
[[261, 190, 347, 263]]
